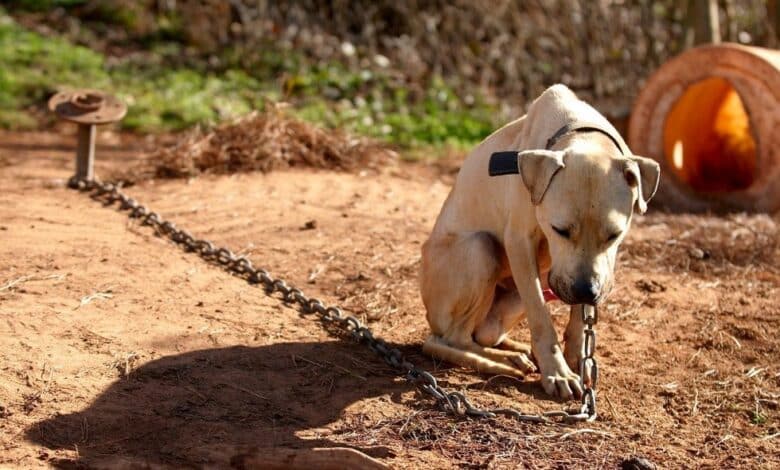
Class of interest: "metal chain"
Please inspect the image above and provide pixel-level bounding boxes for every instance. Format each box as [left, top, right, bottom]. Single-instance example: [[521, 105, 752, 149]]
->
[[69, 176, 597, 424], [579, 304, 599, 421]]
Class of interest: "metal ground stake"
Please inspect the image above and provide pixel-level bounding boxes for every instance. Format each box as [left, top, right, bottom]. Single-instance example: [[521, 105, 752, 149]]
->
[[48, 89, 127, 186]]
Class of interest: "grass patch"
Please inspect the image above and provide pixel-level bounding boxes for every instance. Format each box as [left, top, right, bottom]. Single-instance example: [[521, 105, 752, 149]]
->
[[0, 8, 498, 147], [0, 9, 272, 131], [0, 12, 108, 127]]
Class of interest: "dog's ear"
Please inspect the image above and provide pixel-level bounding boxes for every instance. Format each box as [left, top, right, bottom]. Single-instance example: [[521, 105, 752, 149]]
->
[[518, 149, 566, 205], [623, 156, 660, 214]]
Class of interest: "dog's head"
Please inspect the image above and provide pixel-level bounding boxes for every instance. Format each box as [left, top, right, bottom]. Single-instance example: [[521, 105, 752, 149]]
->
[[518, 135, 660, 305]]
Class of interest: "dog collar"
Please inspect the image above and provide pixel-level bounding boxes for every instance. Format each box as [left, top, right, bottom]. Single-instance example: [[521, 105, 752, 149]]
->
[[545, 122, 625, 155], [488, 122, 624, 177]]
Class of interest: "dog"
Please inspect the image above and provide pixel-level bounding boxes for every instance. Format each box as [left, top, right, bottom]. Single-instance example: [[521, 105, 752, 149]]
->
[[420, 84, 660, 399]]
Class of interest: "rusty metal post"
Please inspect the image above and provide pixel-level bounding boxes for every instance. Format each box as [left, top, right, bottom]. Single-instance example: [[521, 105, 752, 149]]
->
[[75, 124, 97, 181], [48, 89, 127, 186]]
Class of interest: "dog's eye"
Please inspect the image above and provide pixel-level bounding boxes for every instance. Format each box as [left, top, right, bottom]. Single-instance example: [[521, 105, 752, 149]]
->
[[606, 232, 621, 243], [552, 226, 570, 239]]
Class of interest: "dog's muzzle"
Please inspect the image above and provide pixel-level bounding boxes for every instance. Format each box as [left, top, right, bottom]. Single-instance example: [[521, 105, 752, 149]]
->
[[570, 279, 601, 306]]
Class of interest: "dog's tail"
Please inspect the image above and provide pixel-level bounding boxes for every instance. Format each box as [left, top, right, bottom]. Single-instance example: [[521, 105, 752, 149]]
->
[[422, 335, 527, 377]]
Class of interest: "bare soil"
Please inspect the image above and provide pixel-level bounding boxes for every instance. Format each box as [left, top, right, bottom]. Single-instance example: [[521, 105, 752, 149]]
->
[[1, 129, 778, 469]]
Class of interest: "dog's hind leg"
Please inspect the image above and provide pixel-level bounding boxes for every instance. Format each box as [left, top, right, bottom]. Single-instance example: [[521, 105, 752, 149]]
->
[[498, 338, 533, 355], [421, 231, 534, 376], [473, 288, 535, 371], [423, 335, 527, 377], [421, 231, 502, 342]]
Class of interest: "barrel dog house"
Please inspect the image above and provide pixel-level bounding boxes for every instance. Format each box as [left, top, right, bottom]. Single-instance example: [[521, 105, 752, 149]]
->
[[629, 44, 780, 212]]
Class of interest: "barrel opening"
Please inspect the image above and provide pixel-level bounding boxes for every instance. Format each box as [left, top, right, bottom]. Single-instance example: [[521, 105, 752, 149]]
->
[[663, 77, 757, 193]]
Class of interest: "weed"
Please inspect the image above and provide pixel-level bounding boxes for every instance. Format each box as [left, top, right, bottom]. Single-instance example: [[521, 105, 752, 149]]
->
[[750, 409, 768, 426]]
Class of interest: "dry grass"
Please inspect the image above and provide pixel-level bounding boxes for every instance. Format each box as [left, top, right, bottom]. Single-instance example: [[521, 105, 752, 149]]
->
[[621, 212, 780, 275], [126, 105, 397, 181]]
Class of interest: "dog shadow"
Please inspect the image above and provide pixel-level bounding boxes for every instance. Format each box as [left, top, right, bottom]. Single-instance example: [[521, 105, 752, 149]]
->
[[26, 340, 421, 468], [26, 335, 561, 468]]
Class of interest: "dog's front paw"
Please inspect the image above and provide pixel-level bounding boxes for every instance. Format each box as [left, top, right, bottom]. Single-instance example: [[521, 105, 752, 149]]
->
[[537, 347, 582, 400]]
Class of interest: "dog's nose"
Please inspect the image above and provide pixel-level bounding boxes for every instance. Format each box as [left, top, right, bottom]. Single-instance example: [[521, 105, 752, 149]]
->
[[572, 279, 600, 305]]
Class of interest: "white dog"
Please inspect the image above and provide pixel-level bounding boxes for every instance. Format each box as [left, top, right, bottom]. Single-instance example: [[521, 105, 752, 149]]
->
[[420, 84, 659, 398]]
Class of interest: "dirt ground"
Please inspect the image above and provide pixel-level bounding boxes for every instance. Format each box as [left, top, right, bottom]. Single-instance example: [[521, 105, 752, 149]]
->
[[1, 129, 778, 469]]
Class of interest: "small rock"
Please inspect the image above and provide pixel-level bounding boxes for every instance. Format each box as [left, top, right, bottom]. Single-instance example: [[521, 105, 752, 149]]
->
[[347, 272, 371, 282], [621, 456, 656, 470], [300, 220, 317, 230], [635, 279, 666, 293], [689, 247, 706, 259]]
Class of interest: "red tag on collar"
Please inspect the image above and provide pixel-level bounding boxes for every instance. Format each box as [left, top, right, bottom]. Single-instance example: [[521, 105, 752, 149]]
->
[[543, 288, 559, 303]]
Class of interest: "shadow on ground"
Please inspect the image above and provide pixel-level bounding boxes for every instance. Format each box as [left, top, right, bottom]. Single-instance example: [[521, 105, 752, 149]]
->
[[26, 340, 415, 468]]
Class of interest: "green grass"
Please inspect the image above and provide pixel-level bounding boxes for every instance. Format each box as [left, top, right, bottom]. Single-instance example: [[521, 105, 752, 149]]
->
[[0, 13, 108, 127], [749, 409, 768, 426], [0, 9, 498, 148], [0, 10, 273, 131]]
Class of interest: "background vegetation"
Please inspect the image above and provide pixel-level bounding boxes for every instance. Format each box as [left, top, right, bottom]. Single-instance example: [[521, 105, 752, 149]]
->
[[1, 0, 777, 148]]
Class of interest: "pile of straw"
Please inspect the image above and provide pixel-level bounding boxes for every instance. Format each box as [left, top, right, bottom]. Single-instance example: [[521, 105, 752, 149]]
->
[[139, 106, 396, 180]]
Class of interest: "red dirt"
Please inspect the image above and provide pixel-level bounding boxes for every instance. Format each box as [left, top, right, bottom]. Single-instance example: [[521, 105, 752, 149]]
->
[[1, 129, 778, 469]]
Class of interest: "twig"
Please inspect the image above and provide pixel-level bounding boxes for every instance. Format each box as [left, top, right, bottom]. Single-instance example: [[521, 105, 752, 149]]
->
[[604, 394, 621, 420], [558, 429, 614, 440], [294, 354, 324, 367], [398, 411, 421, 436], [328, 361, 367, 381], [715, 434, 734, 446], [481, 374, 525, 389], [293, 354, 366, 381], [77, 290, 113, 308], [0, 273, 66, 292], [224, 382, 268, 401], [184, 385, 209, 401], [686, 348, 702, 365], [724, 332, 741, 349]]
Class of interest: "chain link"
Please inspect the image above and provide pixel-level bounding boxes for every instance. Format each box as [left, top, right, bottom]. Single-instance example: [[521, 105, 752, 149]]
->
[[69, 176, 598, 424]]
